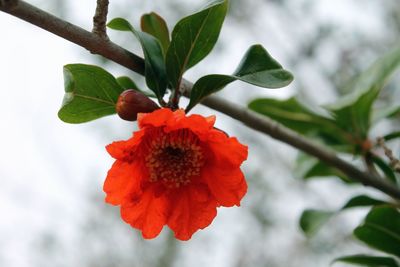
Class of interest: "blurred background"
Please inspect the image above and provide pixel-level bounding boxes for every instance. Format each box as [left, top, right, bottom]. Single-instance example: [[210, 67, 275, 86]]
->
[[0, 0, 399, 266]]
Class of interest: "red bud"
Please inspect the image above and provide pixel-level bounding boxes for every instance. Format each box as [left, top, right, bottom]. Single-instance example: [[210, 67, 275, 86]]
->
[[116, 89, 159, 121]]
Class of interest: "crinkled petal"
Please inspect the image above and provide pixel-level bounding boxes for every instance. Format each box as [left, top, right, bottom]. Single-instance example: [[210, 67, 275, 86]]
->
[[106, 129, 146, 160], [165, 114, 215, 137], [121, 184, 169, 239], [138, 108, 176, 129], [167, 185, 217, 241], [205, 115, 216, 127], [103, 160, 144, 205], [202, 165, 247, 207], [207, 129, 248, 168]]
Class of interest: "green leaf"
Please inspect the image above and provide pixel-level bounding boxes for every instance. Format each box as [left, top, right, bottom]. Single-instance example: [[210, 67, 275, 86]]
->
[[342, 195, 387, 209], [141, 12, 170, 54], [332, 255, 399, 267], [116, 76, 141, 91], [186, 45, 293, 111], [372, 105, 400, 125], [108, 18, 167, 101], [326, 46, 400, 139], [166, 0, 228, 89], [232, 44, 293, 88], [384, 131, 400, 142], [249, 97, 350, 147], [354, 206, 400, 257], [295, 153, 350, 182], [187, 74, 235, 111], [116, 76, 156, 98], [58, 64, 123, 123], [300, 195, 387, 237], [299, 209, 334, 236]]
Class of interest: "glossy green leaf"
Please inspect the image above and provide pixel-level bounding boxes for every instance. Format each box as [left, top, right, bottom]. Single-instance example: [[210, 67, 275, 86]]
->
[[300, 209, 334, 236], [332, 254, 399, 267], [58, 64, 123, 123], [249, 97, 350, 147], [354, 206, 400, 257], [116, 76, 141, 91], [232, 44, 293, 87], [107, 18, 167, 101], [326, 46, 400, 139], [166, 0, 228, 89], [141, 12, 170, 54], [187, 74, 235, 111], [186, 45, 293, 111]]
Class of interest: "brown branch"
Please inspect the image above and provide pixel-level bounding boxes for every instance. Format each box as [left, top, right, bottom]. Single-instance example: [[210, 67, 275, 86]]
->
[[1, 0, 400, 199], [92, 0, 109, 40], [0, 0, 145, 75]]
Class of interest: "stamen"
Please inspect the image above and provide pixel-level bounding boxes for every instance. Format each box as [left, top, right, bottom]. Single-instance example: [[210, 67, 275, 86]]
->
[[144, 129, 204, 188]]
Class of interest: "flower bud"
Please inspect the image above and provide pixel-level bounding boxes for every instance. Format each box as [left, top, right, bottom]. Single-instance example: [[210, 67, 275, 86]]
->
[[116, 89, 159, 121]]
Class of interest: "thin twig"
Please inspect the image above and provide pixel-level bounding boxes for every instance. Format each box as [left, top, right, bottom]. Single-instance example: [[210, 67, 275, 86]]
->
[[92, 0, 109, 40], [363, 151, 382, 178], [0, 1, 144, 74], [1, 1, 400, 199], [377, 137, 400, 173]]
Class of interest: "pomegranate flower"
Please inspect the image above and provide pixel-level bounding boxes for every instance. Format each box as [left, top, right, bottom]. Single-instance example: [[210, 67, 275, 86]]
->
[[104, 108, 248, 240]]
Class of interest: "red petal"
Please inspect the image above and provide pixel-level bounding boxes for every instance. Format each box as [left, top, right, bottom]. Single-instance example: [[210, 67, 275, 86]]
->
[[106, 130, 146, 160], [207, 129, 248, 168], [106, 141, 127, 160], [138, 108, 175, 129], [167, 185, 217, 241], [205, 115, 216, 127], [103, 160, 144, 205], [121, 184, 169, 239], [165, 114, 215, 137], [202, 166, 247, 207]]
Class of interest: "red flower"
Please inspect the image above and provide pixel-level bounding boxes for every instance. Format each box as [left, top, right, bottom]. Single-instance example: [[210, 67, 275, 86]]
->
[[104, 108, 248, 240]]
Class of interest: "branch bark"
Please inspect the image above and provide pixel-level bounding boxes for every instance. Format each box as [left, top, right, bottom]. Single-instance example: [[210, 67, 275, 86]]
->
[[377, 137, 400, 173], [92, 0, 109, 40], [1, 0, 400, 199]]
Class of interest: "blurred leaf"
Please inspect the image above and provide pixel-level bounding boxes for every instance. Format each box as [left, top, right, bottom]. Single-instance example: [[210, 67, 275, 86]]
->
[[371, 156, 397, 183], [300, 209, 334, 236], [332, 254, 399, 267], [342, 195, 387, 209], [295, 153, 350, 182], [58, 64, 123, 123], [108, 18, 167, 101], [354, 206, 400, 257], [300, 195, 387, 237], [372, 105, 400, 124], [141, 12, 170, 54], [326, 47, 400, 139], [186, 45, 293, 110], [249, 97, 350, 147], [384, 131, 400, 142], [166, 0, 228, 89]]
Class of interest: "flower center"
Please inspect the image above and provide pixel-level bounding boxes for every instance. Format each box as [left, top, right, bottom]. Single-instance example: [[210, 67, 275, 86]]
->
[[145, 129, 204, 188]]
